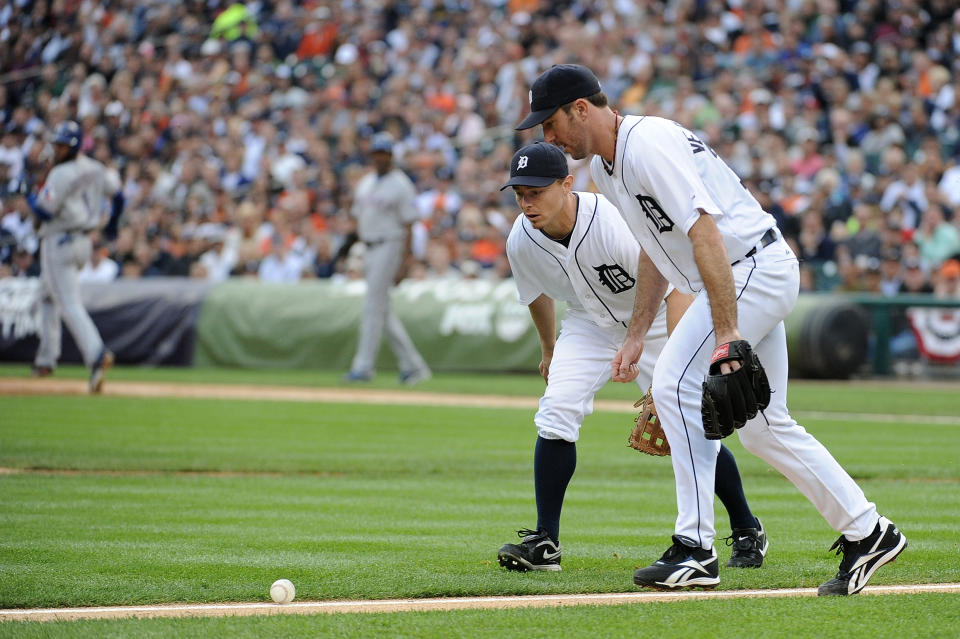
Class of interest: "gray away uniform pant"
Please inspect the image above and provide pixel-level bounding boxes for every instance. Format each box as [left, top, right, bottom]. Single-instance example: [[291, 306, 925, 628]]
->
[[350, 238, 428, 375], [35, 232, 105, 369]]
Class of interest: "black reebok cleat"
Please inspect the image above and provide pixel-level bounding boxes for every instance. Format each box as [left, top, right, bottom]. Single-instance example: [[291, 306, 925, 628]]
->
[[498, 528, 561, 572], [818, 516, 906, 596], [634, 535, 720, 590], [725, 518, 769, 568]]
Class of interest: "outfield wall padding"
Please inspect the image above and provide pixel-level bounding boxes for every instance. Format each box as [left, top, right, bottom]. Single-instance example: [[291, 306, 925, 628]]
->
[[194, 279, 546, 371], [0, 278, 212, 366], [1, 277, 869, 377]]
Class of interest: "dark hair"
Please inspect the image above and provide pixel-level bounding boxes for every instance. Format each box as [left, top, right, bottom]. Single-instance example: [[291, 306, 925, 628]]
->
[[559, 91, 609, 114]]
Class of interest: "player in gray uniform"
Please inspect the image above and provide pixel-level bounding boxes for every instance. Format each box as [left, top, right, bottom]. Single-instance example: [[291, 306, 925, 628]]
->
[[496, 143, 768, 572], [27, 121, 123, 393], [517, 64, 905, 595], [344, 133, 431, 385]]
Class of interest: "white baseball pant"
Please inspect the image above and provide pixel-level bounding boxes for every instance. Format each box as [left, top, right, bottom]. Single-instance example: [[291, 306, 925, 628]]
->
[[650, 238, 878, 549], [536, 305, 668, 442]]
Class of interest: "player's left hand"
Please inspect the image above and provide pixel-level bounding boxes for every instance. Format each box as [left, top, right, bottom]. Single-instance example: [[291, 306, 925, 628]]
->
[[538, 354, 552, 384], [714, 331, 744, 374], [612, 337, 644, 383]]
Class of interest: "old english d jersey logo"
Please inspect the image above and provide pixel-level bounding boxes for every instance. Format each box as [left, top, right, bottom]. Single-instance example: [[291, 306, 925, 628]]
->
[[517, 155, 528, 169], [594, 263, 636, 294], [636, 195, 674, 233]]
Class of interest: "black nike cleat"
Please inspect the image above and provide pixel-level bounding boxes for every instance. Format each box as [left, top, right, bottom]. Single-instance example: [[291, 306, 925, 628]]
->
[[725, 518, 769, 568], [498, 528, 561, 572]]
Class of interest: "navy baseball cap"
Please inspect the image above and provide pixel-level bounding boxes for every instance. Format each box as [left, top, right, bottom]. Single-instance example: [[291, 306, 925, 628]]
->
[[500, 143, 569, 190], [515, 64, 602, 130]]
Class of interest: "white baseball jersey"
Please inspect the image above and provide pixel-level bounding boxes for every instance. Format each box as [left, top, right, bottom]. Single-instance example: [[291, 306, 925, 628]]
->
[[37, 155, 121, 238], [588, 114, 878, 551], [507, 191, 670, 442], [351, 169, 419, 243], [507, 191, 670, 328], [590, 115, 774, 295]]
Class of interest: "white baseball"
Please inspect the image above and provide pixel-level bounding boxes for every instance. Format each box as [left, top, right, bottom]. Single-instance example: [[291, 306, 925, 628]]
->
[[270, 579, 296, 604]]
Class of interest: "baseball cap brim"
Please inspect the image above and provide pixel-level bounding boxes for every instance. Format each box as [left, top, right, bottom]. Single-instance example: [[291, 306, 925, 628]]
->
[[516, 106, 560, 131], [499, 175, 557, 191]]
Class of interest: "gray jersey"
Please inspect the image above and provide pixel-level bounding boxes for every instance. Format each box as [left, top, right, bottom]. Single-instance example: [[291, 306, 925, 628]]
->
[[351, 168, 419, 242], [37, 155, 121, 238]]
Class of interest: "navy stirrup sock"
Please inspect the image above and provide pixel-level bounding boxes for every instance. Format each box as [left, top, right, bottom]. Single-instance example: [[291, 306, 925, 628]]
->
[[715, 444, 759, 532], [534, 436, 577, 543]]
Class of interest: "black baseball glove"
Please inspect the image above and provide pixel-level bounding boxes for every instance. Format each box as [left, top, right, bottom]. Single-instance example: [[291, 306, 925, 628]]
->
[[701, 340, 770, 440]]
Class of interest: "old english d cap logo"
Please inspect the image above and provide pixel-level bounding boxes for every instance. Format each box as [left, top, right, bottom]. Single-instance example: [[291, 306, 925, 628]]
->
[[500, 142, 570, 190]]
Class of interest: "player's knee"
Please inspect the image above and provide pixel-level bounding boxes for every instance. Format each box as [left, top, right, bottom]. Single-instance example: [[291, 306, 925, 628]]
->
[[650, 375, 695, 411], [535, 411, 580, 442], [736, 419, 772, 454]]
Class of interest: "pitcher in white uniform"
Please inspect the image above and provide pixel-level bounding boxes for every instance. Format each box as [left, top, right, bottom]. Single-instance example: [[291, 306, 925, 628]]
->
[[496, 142, 769, 573], [27, 121, 122, 393], [516, 64, 905, 595]]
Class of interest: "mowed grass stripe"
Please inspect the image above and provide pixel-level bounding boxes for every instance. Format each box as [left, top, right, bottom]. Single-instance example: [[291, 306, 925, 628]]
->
[[1, 365, 959, 415], [2, 395, 958, 479]]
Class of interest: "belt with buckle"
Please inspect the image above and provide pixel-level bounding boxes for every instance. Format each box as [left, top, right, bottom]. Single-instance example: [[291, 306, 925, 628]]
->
[[732, 228, 778, 266]]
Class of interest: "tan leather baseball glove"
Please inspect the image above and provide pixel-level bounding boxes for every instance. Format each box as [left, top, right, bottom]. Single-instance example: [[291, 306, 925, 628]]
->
[[629, 388, 670, 456]]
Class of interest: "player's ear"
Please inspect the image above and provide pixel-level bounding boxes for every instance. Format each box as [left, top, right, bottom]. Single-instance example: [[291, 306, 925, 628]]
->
[[562, 175, 575, 190], [574, 98, 589, 119]]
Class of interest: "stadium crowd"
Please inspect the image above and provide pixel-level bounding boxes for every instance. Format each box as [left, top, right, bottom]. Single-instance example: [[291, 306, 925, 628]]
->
[[1, 0, 960, 299]]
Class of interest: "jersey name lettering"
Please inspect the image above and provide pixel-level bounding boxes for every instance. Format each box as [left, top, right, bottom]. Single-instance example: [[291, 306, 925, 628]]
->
[[636, 195, 674, 233], [594, 264, 636, 294], [676, 122, 719, 158]]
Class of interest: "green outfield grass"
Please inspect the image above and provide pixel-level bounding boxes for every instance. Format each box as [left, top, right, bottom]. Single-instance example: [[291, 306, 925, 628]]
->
[[0, 363, 958, 414], [0, 367, 958, 636]]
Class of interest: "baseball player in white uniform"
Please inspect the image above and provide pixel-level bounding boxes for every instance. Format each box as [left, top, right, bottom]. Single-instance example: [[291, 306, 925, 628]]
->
[[497, 143, 768, 573], [27, 121, 122, 393], [344, 133, 431, 385], [516, 64, 905, 595]]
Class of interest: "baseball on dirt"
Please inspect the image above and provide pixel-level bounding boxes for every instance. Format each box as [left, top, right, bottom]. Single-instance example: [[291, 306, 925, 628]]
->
[[270, 579, 296, 604]]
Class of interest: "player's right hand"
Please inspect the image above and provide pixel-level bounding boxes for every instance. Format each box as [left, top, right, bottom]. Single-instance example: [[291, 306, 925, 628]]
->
[[612, 338, 644, 383]]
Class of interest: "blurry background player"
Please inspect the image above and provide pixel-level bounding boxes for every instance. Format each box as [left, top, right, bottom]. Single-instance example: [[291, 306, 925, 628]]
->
[[344, 133, 431, 385], [27, 121, 123, 393], [496, 143, 768, 572]]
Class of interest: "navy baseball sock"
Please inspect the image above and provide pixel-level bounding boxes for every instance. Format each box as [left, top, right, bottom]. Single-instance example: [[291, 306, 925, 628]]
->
[[715, 444, 759, 532], [534, 436, 576, 543]]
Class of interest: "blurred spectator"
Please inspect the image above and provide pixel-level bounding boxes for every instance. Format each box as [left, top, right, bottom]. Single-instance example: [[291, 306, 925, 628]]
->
[[934, 259, 960, 300], [900, 259, 934, 295], [9, 246, 39, 278], [879, 249, 904, 298], [77, 239, 120, 282], [0, 0, 954, 298], [258, 234, 305, 282], [914, 206, 960, 268], [198, 226, 237, 283]]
